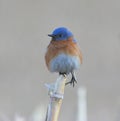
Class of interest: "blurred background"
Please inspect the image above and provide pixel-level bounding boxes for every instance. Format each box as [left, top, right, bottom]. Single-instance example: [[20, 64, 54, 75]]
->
[[0, 0, 120, 121]]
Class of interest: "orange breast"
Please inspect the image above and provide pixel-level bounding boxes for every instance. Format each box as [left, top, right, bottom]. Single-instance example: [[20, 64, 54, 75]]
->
[[45, 39, 83, 70]]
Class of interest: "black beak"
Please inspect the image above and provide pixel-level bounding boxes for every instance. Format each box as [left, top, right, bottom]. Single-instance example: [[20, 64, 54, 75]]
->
[[48, 34, 55, 38]]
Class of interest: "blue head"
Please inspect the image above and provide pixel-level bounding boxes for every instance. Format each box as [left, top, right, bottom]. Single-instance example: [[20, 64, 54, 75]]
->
[[48, 27, 76, 42]]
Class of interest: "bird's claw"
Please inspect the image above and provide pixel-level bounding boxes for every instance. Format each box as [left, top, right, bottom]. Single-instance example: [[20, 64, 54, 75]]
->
[[65, 76, 77, 87]]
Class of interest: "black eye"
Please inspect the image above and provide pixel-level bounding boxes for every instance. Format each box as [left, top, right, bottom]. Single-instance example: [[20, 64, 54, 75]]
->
[[59, 34, 62, 37]]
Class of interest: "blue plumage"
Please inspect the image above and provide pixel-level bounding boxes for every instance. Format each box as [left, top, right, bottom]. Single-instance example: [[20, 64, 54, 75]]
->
[[48, 27, 74, 41]]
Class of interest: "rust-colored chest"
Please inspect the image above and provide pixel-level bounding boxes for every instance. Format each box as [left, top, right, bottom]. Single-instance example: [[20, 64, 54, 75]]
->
[[45, 39, 82, 70]]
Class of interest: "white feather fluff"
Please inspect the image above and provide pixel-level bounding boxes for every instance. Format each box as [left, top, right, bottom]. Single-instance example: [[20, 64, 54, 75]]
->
[[49, 53, 80, 74]]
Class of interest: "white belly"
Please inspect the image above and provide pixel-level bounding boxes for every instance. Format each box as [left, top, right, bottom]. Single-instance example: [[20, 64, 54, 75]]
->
[[49, 53, 80, 74]]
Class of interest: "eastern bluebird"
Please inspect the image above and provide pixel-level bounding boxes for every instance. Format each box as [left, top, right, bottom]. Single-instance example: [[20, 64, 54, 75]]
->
[[45, 27, 82, 87]]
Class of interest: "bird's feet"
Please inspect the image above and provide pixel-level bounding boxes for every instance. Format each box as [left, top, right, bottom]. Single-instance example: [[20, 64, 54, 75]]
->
[[59, 72, 67, 77], [59, 71, 77, 87], [65, 75, 77, 87]]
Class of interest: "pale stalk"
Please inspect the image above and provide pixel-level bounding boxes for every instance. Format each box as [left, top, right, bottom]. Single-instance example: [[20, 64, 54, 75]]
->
[[45, 75, 67, 121]]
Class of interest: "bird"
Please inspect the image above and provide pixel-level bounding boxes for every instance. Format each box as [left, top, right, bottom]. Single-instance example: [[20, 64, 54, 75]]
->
[[45, 27, 82, 87]]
